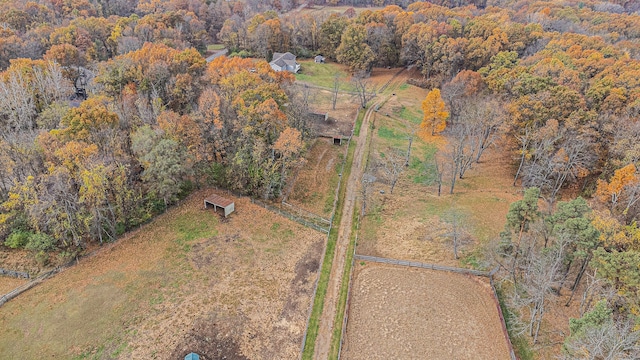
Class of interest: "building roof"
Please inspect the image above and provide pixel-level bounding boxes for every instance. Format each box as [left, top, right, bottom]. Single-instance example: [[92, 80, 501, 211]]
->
[[184, 353, 200, 360], [273, 52, 296, 61], [204, 194, 234, 208]]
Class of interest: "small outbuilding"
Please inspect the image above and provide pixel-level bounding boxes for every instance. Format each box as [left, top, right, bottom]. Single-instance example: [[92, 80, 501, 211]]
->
[[204, 194, 235, 217], [184, 353, 200, 360]]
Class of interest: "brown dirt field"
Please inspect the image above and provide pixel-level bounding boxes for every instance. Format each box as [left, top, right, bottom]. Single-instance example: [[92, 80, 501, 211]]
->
[[0, 190, 324, 359], [341, 263, 511, 360], [288, 138, 343, 217], [0, 277, 28, 295]]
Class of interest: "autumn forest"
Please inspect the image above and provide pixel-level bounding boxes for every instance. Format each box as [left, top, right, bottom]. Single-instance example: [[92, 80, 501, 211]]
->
[[1, 0, 640, 357]]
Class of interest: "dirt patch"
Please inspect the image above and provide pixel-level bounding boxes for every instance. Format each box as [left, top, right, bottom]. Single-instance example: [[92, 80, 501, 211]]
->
[[170, 314, 249, 360], [341, 263, 511, 360]]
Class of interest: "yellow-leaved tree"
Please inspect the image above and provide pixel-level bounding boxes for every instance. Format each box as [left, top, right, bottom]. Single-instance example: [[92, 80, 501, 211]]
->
[[419, 88, 448, 138]]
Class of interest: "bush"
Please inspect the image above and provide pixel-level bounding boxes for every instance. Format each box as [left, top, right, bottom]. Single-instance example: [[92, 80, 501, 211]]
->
[[57, 249, 79, 264], [35, 250, 49, 267], [4, 230, 31, 249], [25, 233, 55, 252]]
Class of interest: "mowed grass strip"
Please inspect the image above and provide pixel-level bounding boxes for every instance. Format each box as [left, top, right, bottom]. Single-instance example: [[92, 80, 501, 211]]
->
[[353, 108, 365, 137], [302, 139, 356, 360], [329, 205, 358, 358]]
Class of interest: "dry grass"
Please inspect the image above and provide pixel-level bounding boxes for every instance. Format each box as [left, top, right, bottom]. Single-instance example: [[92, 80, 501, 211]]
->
[[0, 190, 325, 359], [359, 78, 520, 266], [288, 138, 343, 216], [0, 277, 28, 295], [0, 248, 39, 275], [341, 263, 511, 360]]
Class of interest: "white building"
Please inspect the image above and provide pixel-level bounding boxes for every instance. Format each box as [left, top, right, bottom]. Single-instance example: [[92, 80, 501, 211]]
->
[[270, 52, 301, 73]]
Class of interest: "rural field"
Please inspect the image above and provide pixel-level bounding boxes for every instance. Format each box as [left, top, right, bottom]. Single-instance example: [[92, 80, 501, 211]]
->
[[0, 190, 324, 359], [357, 78, 520, 266], [286, 138, 344, 217], [341, 263, 511, 360]]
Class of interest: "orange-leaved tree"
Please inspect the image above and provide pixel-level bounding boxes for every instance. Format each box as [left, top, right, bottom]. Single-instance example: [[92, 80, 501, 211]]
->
[[274, 127, 303, 189], [419, 88, 448, 138], [596, 163, 640, 215]]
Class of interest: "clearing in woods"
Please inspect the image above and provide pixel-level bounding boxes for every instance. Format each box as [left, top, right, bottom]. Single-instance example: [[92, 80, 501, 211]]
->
[[341, 263, 511, 360], [0, 190, 324, 359]]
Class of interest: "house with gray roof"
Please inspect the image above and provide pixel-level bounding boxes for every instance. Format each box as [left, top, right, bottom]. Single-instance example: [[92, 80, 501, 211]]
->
[[270, 52, 301, 73]]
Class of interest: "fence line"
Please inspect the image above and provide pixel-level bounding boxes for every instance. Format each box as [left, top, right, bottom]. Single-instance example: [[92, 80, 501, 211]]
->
[[377, 67, 407, 94], [337, 230, 358, 360], [354, 254, 491, 277], [0, 268, 30, 279], [298, 108, 357, 359], [252, 199, 329, 234], [281, 201, 331, 225], [0, 257, 80, 307], [489, 276, 518, 360], [350, 254, 516, 360]]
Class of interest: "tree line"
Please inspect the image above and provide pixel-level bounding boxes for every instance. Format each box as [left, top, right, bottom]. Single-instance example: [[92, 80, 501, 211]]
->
[[0, 51, 310, 264]]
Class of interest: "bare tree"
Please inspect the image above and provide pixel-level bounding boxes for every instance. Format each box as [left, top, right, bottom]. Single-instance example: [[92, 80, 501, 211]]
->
[[444, 121, 474, 194], [379, 148, 405, 194], [522, 132, 596, 206], [331, 73, 340, 110], [517, 240, 565, 344], [442, 207, 471, 259], [561, 320, 640, 359], [352, 71, 376, 109], [361, 173, 376, 216]]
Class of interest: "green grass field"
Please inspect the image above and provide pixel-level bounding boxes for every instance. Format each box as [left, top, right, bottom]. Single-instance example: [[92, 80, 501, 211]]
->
[[295, 60, 355, 91]]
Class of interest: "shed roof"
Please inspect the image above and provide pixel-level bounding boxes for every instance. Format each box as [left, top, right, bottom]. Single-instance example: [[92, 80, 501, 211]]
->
[[184, 353, 200, 360], [204, 194, 234, 208]]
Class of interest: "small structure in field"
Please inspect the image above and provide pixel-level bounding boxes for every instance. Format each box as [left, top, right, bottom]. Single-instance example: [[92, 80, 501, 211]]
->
[[314, 55, 325, 63], [184, 353, 200, 360], [308, 111, 349, 145], [270, 52, 301, 73], [204, 194, 235, 217]]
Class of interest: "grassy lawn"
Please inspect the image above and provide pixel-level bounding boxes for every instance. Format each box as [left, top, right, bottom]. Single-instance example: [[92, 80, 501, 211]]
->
[[296, 60, 355, 91], [353, 108, 365, 136], [0, 191, 324, 359], [207, 44, 225, 51]]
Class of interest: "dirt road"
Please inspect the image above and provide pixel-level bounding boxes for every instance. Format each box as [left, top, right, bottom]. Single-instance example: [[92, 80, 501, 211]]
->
[[312, 101, 378, 360]]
